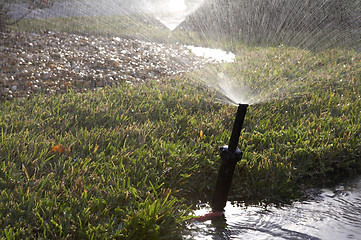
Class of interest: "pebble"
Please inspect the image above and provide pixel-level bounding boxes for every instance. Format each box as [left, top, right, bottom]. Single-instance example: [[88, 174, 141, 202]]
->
[[0, 31, 213, 100]]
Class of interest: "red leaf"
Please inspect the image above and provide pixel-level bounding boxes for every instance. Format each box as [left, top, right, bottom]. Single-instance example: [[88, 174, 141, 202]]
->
[[50, 144, 66, 154]]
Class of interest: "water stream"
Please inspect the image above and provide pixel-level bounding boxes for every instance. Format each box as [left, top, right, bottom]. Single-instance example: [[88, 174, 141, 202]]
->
[[186, 176, 361, 239]]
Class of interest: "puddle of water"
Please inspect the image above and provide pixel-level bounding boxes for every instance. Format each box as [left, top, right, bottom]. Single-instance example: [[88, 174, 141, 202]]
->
[[186, 177, 361, 240], [187, 46, 236, 63]]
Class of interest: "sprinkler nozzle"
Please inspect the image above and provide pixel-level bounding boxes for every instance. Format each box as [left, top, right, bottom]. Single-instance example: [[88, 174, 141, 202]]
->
[[211, 104, 248, 212]]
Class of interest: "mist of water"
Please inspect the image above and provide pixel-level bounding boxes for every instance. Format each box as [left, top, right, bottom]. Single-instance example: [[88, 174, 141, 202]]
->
[[179, 0, 361, 105], [7, 0, 361, 105], [141, 0, 206, 30]]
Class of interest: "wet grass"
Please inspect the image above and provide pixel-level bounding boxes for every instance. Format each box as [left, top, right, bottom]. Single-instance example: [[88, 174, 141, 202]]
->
[[11, 15, 197, 44], [11, 15, 224, 47], [193, 46, 361, 202], [1, 46, 361, 238], [12, 15, 161, 38], [3, 17, 361, 239], [0, 78, 216, 239]]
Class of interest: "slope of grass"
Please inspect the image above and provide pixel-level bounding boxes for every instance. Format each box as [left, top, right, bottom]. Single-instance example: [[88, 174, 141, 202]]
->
[[11, 15, 200, 45]]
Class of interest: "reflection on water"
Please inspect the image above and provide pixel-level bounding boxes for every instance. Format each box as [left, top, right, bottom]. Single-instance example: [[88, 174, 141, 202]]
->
[[186, 176, 361, 239], [187, 46, 236, 63]]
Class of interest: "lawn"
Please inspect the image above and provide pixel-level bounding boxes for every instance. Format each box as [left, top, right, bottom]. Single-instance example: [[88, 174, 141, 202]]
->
[[1, 15, 361, 239]]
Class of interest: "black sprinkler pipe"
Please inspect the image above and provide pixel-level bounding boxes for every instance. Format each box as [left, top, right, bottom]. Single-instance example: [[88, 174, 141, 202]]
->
[[211, 104, 248, 212]]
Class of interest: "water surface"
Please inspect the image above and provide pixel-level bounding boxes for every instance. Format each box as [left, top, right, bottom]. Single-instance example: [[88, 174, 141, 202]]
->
[[186, 176, 361, 239], [187, 46, 235, 63]]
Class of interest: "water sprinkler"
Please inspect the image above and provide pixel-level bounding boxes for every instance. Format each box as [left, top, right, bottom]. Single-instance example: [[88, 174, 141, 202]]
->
[[211, 104, 248, 212]]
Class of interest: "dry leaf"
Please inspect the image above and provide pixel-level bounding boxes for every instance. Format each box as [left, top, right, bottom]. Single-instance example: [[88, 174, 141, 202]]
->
[[94, 144, 99, 153], [50, 144, 66, 154]]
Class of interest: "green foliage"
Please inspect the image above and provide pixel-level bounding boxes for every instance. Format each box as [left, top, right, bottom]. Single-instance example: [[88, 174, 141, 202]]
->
[[0, 77, 218, 239]]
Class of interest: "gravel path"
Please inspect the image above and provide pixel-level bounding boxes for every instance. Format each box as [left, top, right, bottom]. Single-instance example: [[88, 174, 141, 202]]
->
[[0, 31, 211, 100]]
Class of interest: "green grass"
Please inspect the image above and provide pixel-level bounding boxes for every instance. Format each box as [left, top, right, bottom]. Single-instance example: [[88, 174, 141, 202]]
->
[[3, 16, 361, 239], [0, 78, 214, 239], [11, 15, 203, 45], [1, 46, 361, 237], [12, 15, 161, 38], [11, 15, 236, 48], [195, 46, 361, 201]]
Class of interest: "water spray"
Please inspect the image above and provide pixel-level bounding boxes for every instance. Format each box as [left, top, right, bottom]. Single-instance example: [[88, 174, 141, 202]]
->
[[211, 103, 248, 212]]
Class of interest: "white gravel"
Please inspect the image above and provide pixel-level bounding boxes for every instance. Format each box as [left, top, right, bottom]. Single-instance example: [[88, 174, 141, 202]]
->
[[0, 31, 212, 100]]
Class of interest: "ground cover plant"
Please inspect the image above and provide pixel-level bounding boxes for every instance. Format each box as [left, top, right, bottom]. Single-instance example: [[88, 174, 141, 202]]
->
[[2, 12, 361, 239], [10, 15, 224, 48], [11, 15, 192, 44]]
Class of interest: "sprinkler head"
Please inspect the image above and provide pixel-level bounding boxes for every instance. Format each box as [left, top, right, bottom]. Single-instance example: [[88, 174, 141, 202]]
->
[[211, 103, 248, 212]]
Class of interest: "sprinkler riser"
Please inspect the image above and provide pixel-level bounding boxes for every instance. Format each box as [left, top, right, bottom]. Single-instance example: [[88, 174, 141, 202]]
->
[[211, 104, 248, 212], [228, 104, 248, 152], [211, 147, 243, 212]]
